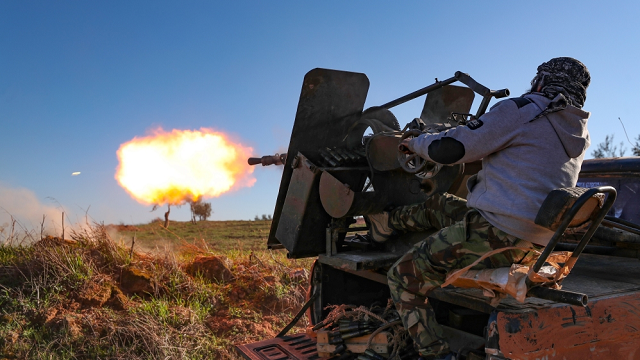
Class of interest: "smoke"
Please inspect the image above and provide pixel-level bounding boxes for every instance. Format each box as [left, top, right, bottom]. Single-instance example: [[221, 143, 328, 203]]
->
[[0, 184, 68, 242]]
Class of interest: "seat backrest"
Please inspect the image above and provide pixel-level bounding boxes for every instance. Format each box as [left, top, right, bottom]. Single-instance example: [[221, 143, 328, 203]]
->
[[535, 187, 604, 231]]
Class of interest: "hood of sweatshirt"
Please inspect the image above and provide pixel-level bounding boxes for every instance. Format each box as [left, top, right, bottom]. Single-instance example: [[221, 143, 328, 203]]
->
[[526, 93, 591, 158]]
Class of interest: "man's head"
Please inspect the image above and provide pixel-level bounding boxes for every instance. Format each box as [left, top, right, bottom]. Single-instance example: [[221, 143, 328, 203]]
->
[[530, 57, 590, 108]]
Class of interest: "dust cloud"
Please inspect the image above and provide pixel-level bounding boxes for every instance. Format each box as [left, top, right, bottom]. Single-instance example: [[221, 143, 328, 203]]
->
[[0, 184, 68, 241]]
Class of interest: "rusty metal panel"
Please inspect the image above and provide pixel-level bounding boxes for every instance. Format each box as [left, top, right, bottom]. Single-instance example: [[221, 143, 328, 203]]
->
[[275, 154, 325, 257], [268, 68, 370, 256], [368, 134, 403, 171], [235, 333, 320, 360], [318, 170, 386, 218], [577, 178, 640, 225], [578, 157, 640, 224], [318, 170, 356, 218], [496, 292, 640, 359], [421, 85, 475, 124]]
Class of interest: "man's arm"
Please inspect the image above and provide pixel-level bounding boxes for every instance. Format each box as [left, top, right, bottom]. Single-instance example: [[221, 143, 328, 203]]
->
[[406, 99, 524, 164]]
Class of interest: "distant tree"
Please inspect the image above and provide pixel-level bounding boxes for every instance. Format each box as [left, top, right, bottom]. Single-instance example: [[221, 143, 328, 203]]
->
[[196, 202, 212, 221], [190, 198, 212, 222], [633, 135, 640, 156], [592, 134, 626, 158], [254, 215, 260, 221]]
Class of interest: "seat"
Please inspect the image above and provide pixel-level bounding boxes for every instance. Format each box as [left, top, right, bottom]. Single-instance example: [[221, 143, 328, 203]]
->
[[535, 187, 605, 230], [442, 186, 617, 306]]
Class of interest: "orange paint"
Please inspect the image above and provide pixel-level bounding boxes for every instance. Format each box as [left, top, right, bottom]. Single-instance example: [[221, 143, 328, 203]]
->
[[497, 293, 640, 359]]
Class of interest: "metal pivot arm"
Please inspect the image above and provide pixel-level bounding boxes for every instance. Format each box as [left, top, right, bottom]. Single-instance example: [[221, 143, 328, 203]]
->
[[378, 71, 509, 112], [379, 76, 458, 110], [453, 72, 510, 118]]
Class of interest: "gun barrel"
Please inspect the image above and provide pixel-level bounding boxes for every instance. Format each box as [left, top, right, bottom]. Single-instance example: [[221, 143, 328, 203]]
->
[[247, 153, 286, 166]]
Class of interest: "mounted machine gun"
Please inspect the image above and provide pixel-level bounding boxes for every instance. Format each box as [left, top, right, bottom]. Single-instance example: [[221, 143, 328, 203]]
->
[[239, 68, 640, 360]]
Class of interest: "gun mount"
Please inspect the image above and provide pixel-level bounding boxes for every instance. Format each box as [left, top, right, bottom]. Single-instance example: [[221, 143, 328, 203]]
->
[[261, 69, 511, 260], [239, 68, 640, 360]]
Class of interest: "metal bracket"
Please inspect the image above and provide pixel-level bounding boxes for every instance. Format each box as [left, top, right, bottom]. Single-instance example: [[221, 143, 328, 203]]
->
[[325, 226, 339, 256]]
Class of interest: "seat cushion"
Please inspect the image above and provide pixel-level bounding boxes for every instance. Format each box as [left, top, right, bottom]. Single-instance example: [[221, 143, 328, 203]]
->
[[535, 187, 604, 231]]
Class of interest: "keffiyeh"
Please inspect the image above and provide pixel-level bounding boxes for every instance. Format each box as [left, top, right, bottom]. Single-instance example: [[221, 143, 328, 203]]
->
[[528, 57, 590, 109]]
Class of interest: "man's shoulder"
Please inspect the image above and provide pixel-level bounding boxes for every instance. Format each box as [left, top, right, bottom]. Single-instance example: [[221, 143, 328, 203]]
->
[[487, 96, 534, 116], [522, 93, 552, 110], [482, 95, 545, 126], [505, 94, 545, 110], [497, 95, 549, 115], [509, 97, 533, 109]]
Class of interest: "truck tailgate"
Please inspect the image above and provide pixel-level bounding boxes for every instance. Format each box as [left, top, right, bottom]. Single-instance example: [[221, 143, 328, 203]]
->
[[235, 333, 320, 360]]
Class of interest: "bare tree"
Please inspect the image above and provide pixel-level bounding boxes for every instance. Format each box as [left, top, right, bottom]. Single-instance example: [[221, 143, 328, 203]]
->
[[151, 203, 174, 229], [164, 204, 171, 228], [592, 134, 626, 158], [189, 201, 198, 224]]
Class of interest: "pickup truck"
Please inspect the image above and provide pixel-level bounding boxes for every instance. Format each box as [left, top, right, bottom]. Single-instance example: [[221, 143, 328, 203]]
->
[[237, 68, 640, 360]]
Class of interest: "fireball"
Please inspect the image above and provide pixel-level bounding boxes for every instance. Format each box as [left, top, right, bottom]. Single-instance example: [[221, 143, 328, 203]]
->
[[115, 128, 256, 205]]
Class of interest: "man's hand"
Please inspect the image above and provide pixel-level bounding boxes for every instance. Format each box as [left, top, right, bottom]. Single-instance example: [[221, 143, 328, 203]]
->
[[399, 129, 421, 154], [398, 138, 413, 154]]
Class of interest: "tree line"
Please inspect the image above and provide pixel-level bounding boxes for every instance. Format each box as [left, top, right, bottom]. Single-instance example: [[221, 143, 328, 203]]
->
[[591, 134, 640, 158]]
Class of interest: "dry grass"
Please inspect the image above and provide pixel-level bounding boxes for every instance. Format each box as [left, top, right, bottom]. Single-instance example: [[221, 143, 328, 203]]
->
[[107, 220, 272, 254], [0, 222, 313, 359]]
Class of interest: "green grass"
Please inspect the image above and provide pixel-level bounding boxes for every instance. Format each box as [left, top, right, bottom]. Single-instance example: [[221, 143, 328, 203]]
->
[[109, 220, 272, 254], [0, 221, 313, 360]]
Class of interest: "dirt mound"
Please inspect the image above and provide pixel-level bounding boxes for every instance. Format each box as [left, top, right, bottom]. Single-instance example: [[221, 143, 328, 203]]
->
[[120, 266, 155, 295], [45, 313, 83, 339], [74, 279, 129, 310], [205, 312, 277, 340], [76, 278, 112, 308], [186, 255, 235, 282]]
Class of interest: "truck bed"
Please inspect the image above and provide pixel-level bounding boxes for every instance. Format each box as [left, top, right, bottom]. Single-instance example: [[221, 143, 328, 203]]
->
[[236, 253, 640, 360]]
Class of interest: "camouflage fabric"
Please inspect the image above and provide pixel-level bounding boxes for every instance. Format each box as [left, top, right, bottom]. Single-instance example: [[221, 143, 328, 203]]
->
[[528, 57, 590, 108], [387, 193, 541, 358], [389, 192, 469, 233]]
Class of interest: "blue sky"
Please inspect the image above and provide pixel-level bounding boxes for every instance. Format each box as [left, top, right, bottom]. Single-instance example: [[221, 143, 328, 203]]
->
[[1, 1, 639, 230]]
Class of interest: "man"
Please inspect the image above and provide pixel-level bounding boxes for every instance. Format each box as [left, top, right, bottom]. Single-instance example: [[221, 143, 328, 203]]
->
[[366, 57, 591, 360]]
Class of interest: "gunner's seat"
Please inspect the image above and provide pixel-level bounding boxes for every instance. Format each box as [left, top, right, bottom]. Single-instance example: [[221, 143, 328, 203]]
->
[[446, 186, 617, 307]]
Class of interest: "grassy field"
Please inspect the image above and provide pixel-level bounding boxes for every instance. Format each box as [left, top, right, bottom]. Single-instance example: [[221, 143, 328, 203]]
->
[[0, 220, 313, 359], [108, 219, 273, 254]]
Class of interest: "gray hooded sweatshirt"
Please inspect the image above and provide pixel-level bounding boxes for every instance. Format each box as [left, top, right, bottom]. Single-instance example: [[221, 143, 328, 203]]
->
[[408, 93, 590, 246]]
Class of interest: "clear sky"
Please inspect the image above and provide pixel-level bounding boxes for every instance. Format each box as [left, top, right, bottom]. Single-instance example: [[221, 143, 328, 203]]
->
[[1, 1, 639, 231]]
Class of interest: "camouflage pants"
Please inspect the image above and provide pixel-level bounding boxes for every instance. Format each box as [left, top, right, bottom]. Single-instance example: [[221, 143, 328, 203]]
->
[[387, 193, 540, 358]]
